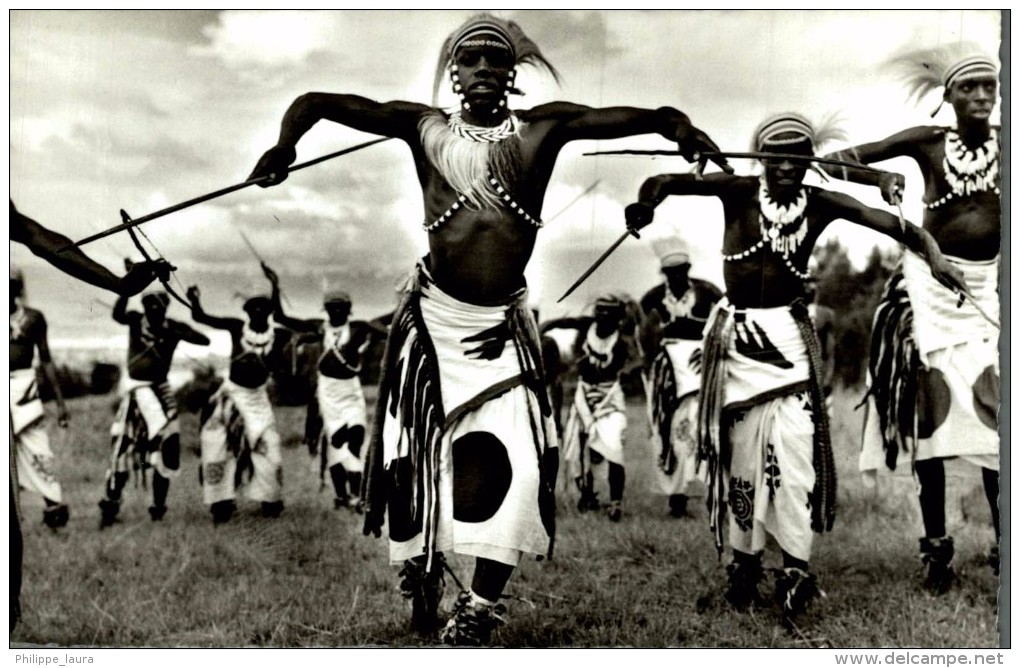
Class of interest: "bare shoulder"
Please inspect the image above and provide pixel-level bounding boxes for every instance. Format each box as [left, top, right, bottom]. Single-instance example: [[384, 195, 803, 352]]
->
[[168, 318, 195, 333], [24, 307, 46, 326]]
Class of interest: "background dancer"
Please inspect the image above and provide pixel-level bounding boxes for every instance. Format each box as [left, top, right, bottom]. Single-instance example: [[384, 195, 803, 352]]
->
[[10, 271, 71, 532], [639, 236, 722, 518], [99, 280, 209, 528], [543, 295, 637, 522], [264, 265, 387, 511], [187, 279, 291, 524]]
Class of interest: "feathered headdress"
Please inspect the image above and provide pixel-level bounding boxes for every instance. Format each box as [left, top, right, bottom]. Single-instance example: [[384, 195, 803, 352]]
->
[[751, 111, 848, 155], [431, 13, 561, 107], [886, 42, 998, 116]]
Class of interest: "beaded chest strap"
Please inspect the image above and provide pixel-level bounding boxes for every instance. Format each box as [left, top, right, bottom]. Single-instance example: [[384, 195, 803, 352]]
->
[[423, 112, 542, 231]]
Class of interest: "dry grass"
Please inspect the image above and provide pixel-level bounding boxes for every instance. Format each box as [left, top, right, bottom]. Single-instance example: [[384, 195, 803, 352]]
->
[[11, 385, 1001, 647]]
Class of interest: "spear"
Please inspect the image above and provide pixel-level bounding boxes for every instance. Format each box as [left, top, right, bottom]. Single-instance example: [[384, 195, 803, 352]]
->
[[60, 137, 393, 251], [544, 180, 601, 225], [230, 217, 294, 309], [583, 148, 886, 175], [557, 228, 641, 303]]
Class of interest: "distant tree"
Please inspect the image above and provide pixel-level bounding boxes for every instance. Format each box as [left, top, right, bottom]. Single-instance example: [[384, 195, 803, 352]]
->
[[812, 240, 898, 388]]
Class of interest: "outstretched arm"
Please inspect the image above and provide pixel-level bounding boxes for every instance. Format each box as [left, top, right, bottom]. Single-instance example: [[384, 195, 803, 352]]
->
[[534, 103, 732, 172], [625, 173, 742, 233], [10, 201, 168, 296], [186, 286, 241, 332], [820, 126, 938, 204], [357, 319, 390, 338], [172, 321, 212, 347], [248, 95, 429, 186], [822, 190, 967, 294]]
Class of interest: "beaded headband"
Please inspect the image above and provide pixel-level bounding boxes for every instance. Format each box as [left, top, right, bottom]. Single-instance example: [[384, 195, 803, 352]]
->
[[943, 55, 998, 89]]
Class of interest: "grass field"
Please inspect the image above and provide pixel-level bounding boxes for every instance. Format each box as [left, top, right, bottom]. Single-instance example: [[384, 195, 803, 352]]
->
[[11, 385, 1001, 648]]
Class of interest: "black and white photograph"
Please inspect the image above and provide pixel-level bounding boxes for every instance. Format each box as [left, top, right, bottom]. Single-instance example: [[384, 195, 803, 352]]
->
[[8, 9, 1006, 653]]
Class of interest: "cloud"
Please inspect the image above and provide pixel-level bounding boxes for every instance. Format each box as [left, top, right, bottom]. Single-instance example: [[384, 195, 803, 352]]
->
[[192, 10, 336, 70]]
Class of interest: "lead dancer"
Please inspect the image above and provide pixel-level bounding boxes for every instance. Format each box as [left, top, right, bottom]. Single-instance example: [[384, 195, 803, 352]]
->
[[248, 12, 728, 645]]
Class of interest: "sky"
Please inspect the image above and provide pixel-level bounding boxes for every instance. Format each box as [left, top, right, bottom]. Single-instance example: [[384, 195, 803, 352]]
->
[[8, 9, 1003, 358]]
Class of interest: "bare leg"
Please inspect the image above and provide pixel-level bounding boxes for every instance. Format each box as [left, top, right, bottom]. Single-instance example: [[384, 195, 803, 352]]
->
[[914, 458, 947, 538]]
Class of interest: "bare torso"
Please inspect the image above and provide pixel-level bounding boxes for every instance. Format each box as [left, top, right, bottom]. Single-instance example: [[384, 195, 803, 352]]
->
[[228, 326, 290, 388], [719, 179, 831, 309], [10, 308, 46, 370], [318, 320, 377, 379], [416, 112, 561, 304], [842, 126, 1001, 261], [125, 315, 189, 382], [916, 130, 1000, 260]]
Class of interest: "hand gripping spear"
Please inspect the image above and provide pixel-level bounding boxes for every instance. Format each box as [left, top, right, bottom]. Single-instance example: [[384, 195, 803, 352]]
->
[[59, 137, 393, 252]]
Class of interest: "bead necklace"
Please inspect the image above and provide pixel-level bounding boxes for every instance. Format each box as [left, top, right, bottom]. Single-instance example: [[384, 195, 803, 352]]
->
[[447, 111, 519, 143], [721, 178, 811, 280], [241, 320, 275, 357], [925, 128, 1000, 210]]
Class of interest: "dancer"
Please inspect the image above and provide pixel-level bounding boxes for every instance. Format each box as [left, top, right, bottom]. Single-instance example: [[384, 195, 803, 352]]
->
[[265, 266, 386, 510], [625, 111, 966, 626], [544, 295, 635, 522], [10, 271, 70, 531], [639, 236, 722, 518], [823, 45, 1001, 592], [188, 279, 291, 524], [99, 282, 209, 528], [248, 12, 728, 645]]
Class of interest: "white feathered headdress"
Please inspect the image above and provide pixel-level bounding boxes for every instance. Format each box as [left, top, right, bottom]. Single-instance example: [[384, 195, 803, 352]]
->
[[431, 13, 561, 107], [886, 42, 998, 115], [650, 235, 692, 269]]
